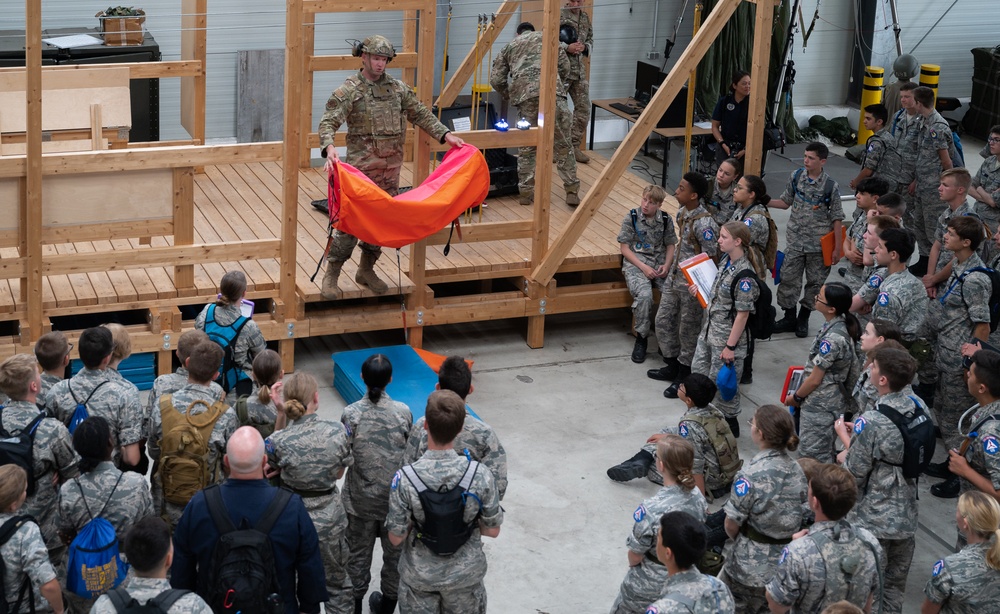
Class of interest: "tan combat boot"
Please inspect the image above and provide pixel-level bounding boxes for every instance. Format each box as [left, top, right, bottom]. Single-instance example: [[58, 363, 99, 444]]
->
[[320, 260, 344, 299], [518, 192, 534, 206], [574, 147, 590, 163], [565, 192, 580, 207], [355, 252, 388, 294]]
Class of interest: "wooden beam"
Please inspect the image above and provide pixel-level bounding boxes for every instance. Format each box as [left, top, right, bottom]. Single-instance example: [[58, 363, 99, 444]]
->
[[172, 168, 195, 289], [424, 220, 533, 245], [426, 128, 540, 151], [530, 0, 742, 286], [0, 61, 203, 79], [180, 0, 207, 143], [303, 0, 429, 12], [25, 0, 43, 341], [300, 11, 316, 169], [435, 1, 519, 110], [0, 257, 27, 280], [744, 0, 777, 175], [43, 240, 281, 275], [282, 0, 305, 312], [309, 53, 419, 72], [402, 9, 417, 163]]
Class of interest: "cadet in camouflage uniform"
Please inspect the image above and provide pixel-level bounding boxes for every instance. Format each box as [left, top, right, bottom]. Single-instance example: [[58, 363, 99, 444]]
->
[[148, 343, 238, 528], [771, 142, 845, 338], [0, 354, 79, 561], [850, 104, 903, 191], [911, 86, 958, 258], [618, 184, 677, 363], [922, 491, 1000, 613], [610, 435, 708, 614], [317, 35, 463, 298], [34, 331, 70, 411], [946, 351, 1000, 506], [266, 373, 353, 614], [853, 227, 927, 342], [401, 356, 507, 499], [143, 331, 222, 434], [720, 405, 807, 614], [841, 178, 887, 292], [46, 327, 142, 469], [340, 354, 412, 612], [386, 391, 502, 614], [970, 126, 1000, 252], [652, 173, 716, 379], [560, 0, 593, 162], [490, 23, 580, 206], [844, 347, 922, 614], [707, 159, 741, 226], [785, 284, 861, 463], [644, 511, 735, 614], [729, 175, 772, 265], [58, 416, 153, 613], [765, 463, 883, 614], [0, 465, 64, 614]]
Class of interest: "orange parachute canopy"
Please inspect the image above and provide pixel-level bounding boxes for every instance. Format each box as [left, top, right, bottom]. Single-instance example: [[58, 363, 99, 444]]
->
[[328, 144, 490, 249]]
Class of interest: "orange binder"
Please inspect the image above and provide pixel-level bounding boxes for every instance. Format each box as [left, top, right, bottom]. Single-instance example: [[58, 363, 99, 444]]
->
[[821, 226, 847, 267], [680, 253, 718, 308]]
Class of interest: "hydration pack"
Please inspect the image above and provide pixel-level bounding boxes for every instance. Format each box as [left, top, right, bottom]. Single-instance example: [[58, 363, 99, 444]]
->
[[401, 460, 481, 556]]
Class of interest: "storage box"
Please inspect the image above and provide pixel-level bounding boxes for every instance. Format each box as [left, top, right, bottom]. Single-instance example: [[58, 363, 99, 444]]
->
[[97, 13, 145, 46]]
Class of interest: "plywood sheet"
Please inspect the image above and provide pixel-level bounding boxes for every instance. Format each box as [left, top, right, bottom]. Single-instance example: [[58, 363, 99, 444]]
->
[[0, 67, 131, 132]]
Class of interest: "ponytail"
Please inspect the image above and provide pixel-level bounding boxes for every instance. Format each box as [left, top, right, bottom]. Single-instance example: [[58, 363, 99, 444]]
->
[[957, 491, 1000, 570], [361, 353, 392, 405], [284, 399, 307, 421]]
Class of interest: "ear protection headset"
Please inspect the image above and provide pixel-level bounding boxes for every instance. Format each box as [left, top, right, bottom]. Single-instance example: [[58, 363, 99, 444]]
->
[[349, 38, 396, 62]]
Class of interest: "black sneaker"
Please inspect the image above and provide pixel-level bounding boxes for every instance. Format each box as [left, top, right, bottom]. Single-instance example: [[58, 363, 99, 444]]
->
[[930, 476, 960, 499]]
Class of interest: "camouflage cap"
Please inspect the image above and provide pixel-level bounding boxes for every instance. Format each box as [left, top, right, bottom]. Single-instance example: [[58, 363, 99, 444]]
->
[[363, 35, 396, 59]]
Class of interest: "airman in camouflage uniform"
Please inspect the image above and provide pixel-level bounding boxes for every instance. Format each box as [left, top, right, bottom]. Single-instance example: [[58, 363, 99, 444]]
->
[[654, 202, 718, 374], [91, 576, 213, 613], [953, 398, 1000, 498], [340, 392, 412, 607], [194, 302, 266, 403], [385, 449, 502, 614], [560, 0, 593, 160], [645, 569, 735, 614], [401, 414, 507, 500], [856, 267, 927, 342], [690, 253, 759, 419], [490, 27, 580, 204], [896, 108, 922, 233], [797, 316, 858, 463], [0, 513, 60, 614], [911, 106, 956, 256], [860, 125, 903, 189], [720, 448, 807, 613], [58, 460, 154, 613], [842, 208, 873, 292], [845, 387, 924, 614], [709, 178, 737, 227], [38, 373, 61, 408], [618, 199, 678, 349], [144, 368, 224, 436], [970, 134, 1000, 245], [640, 403, 733, 499], [923, 538, 1000, 612], [731, 203, 772, 269], [148, 384, 238, 527], [267, 413, 354, 614]]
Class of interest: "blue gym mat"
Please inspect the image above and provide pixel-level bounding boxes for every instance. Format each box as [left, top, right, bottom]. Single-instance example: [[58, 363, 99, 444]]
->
[[332, 345, 477, 421]]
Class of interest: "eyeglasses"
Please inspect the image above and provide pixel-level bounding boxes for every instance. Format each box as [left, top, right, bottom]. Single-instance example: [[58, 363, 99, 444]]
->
[[746, 418, 756, 429], [989, 137, 1000, 144], [815, 296, 828, 305], [66, 342, 74, 356]]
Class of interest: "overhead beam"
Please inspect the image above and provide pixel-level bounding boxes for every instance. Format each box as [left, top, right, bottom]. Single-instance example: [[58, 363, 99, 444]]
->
[[25, 0, 42, 339], [744, 0, 778, 175], [435, 1, 519, 110]]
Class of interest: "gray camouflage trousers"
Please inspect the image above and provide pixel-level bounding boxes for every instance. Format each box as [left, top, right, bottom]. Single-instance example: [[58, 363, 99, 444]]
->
[[718, 569, 769, 614], [878, 535, 914, 614], [565, 77, 591, 149], [798, 386, 845, 463], [310, 501, 353, 614], [655, 273, 704, 366], [347, 512, 402, 601], [625, 263, 665, 338], [515, 97, 580, 197], [911, 189, 947, 257], [935, 368, 976, 451], [777, 250, 829, 311], [398, 579, 487, 614], [691, 338, 746, 418]]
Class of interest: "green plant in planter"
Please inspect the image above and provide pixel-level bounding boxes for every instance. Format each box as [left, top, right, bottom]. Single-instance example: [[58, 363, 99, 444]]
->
[[98, 6, 146, 18]]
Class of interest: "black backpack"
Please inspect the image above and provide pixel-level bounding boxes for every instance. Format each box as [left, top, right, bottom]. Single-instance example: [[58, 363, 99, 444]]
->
[[400, 460, 481, 556], [204, 485, 290, 613], [875, 396, 936, 479], [0, 410, 46, 496], [106, 587, 190, 613], [955, 266, 1000, 333], [729, 268, 776, 340], [0, 515, 35, 614]]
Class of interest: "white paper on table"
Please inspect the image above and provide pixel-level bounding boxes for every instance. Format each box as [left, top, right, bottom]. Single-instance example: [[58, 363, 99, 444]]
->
[[42, 34, 104, 48], [694, 121, 713, 129]]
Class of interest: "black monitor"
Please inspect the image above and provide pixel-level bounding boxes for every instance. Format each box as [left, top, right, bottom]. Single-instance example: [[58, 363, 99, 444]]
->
[[650, 83, 690, 129], [635, 60, 666, 101]]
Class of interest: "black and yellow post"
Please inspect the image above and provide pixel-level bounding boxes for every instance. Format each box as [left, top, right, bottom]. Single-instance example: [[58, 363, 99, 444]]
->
[[857, 65, 883, 144], [919, 63, 940, 107]]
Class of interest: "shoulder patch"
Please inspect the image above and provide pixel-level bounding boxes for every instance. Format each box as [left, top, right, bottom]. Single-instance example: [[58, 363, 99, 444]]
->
[[867, 144, 874, 153], [702, 228, 716, 241], [726, 103, 735, 111], [930, 129, 938, 139], [646, 607, 660, 614], [819, 340, 832, 355], [633, 504, 647, 522], [679, 423, 690, 438], [868, 274, 883, 288], [983, 435, 999, 456], [778, 546, 789, 565], [744, 218, 753, 228], [391, 470, 401, 490], [877, 291, 890, 306], [932, 559, 945, 577], [264, 437, 275, 455], [343, 422, 352, 438], [854, 416, 867, 434], [738, 278, 753, 293], [733, 477, 751, 497]]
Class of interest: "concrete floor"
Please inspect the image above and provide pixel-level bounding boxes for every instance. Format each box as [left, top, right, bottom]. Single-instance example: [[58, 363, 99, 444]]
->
[[277, 135, 990, 613]]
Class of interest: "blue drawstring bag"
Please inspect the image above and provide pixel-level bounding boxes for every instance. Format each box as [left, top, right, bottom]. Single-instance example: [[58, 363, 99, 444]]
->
[[717, 363, 739, 401], [66, 476, 128, 598]]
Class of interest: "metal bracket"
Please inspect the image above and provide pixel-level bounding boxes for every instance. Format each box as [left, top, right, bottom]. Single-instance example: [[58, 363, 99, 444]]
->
[[161, 333, 171, 350], [538, 299, 547, 314], [287, 322, 295, 338], [416, 310, 424, 326]]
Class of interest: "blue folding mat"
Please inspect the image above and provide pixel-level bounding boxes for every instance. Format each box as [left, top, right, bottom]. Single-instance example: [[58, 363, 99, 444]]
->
[[332, 344, 478, 421]]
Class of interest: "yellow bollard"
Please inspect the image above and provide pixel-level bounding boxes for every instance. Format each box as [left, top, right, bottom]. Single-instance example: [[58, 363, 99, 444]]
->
[[919, 64, 940, 107], [857, 66, 883, 144]]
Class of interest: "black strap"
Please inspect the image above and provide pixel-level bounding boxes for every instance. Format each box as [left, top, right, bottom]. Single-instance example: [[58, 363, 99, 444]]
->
[[205, 485, 292, 536], [0, 516, 37, 614], [78, 471, 126, 521], [255, 488, 293, 533], [69, 380, 111, 409], [0, 411, 46, 438], [150, 588, 191, 611], [107, 587, 134, 612]]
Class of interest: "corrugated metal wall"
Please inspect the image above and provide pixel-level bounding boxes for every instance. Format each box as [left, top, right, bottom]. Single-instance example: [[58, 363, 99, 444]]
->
[[4, 0, 994, 141]]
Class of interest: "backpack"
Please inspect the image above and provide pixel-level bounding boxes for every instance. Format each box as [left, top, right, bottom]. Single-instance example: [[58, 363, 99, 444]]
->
[[951, 266, 1000, 333], [875, 396, 936, 480], [683, 210, 716, 255], [234, 394, 275, 439], [157, 394, 227, 506], [791, 168, 835, 210], [67, 380, 110, 435], [66, 473, 128, 598], [0, 410, 45, 496], [679, 411, 743, 485], [729, 268, 776, 340], [204, 485, 290, 613], [740, 204, 780, 271], [861, 131, 903, 181], [400, 460, 481, 556], [204, 304, 251, 395], [0, 515, 35, 614], [106, 587, 191, 614], [807, 521, 880, 611]]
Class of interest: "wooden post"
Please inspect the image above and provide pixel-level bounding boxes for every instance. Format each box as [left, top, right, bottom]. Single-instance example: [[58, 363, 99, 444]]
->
[[299, 12, 316, 169], [744, 0, 776, 176], [180, 0, 207, 144], [402, 10, 418, 163], [172, 168, 195, 292], [25, 0, 43, 340], [681, 2, 703, 171], [282, 0, 305, 325]]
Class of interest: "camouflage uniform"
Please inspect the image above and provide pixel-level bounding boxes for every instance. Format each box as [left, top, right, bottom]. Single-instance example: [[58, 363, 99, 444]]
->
[[385, 449, 502, 614], [775, 168, 844, 311], [972, 154, 1000, 251], [644, 568, 736, 614], [852, 363, 878, 416], [641, 404, 732, 498], [845, 390, 924, 614], [933, 254, 991, 450], [765, 520, 882, 613], [609, 485, 707, 614], [560, 6, 593, 149], [923, 540, 1000, 613], [267, 413, 354, 614], [240, 386, 278, 433], [147, 384, 237, 527], [144, 368, 225, 437], [719, 448, 807, 614], [1, 400, 79, 554], [618, 208, 678, 338], [38, 373, 61, 411], [340, 394, 412, 602], [857, 267, 928, 342], [0, 513, 58, 614], [798, 317, 857, 462], [912, 111, 956, 256], [401, 412, 507, 499], [58, 461, 154, 613], [896, 112, 922, 233], [654, 205, 718, 367], [318, 67, 451, 263], [708, 180, 737, 226], [690, 255, 759, 418], [843, 210, 871, 291], [731, 204, 772, 275], [957, 400, 1000, 497], [91, 576, 213, 613], [194, 303, 266, 403], [861, 126, 903, 188], [490, 30, 579, 198]]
